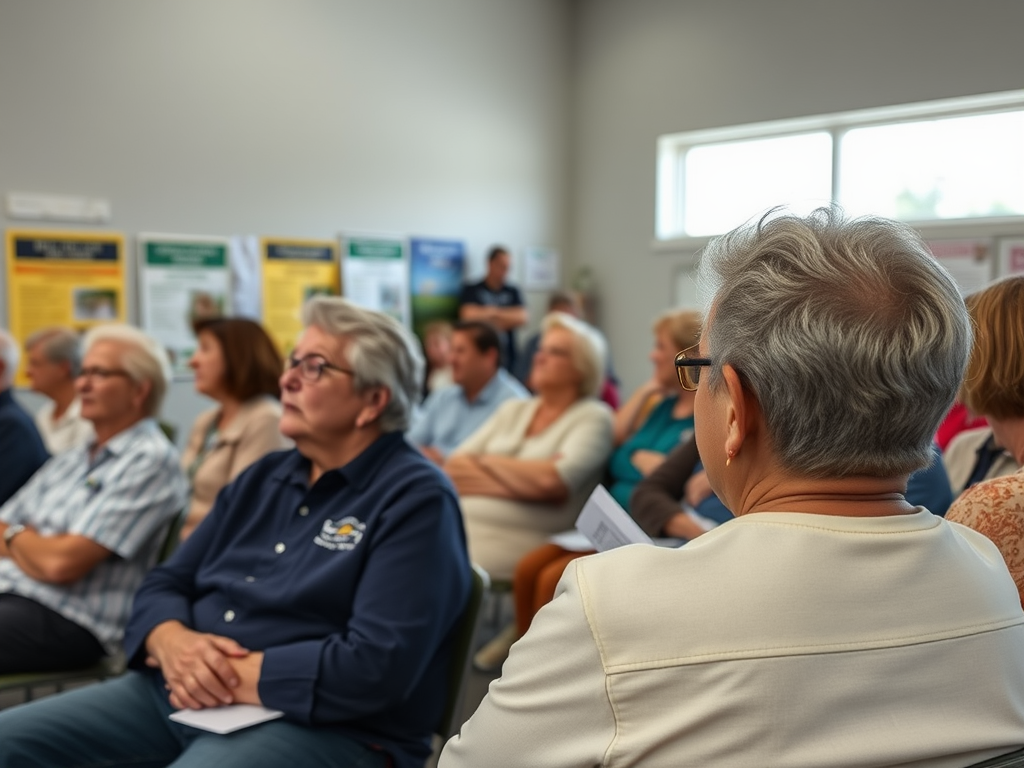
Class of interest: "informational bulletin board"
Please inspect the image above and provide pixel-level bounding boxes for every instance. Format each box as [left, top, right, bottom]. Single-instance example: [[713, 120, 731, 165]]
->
[[5, 229, 126, 385], [138, 234, 232, 377], [260, 238, 339, 357], [340, 234, 410, 326], [409, 237, 465, 339]]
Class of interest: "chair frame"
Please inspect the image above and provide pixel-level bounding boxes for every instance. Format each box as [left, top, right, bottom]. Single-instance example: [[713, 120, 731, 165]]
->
[[435, 563, 490, 742]]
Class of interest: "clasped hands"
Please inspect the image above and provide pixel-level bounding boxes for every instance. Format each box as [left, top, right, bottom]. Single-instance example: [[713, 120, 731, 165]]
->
[[145, 620, 263, 710]]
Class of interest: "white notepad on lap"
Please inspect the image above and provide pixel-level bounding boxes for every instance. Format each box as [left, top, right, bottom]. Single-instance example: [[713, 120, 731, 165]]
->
[[169, 704, 285, 734]]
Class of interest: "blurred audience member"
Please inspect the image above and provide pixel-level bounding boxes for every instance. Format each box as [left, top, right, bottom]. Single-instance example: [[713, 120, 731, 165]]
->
[[0, 329, 49, 506], [459, 246, 526, 373], [609, 309, 702, 508], [409, 321, 528, 464], [25, 326, 93, 453], [180, 318, 291, 541], [630, 435, 734, 542], [478, 310, 707, 670], [515, 291, 580, 385], [445, 312, 612, 581], [516, 290, 620, 408], [905, 443, 954, 516], [944, 425, 1020, 497], [936, 400, 987, 451], [421, 320, 454, 398], [0, 324, 187, 674], [947, 276, 1024, 605]]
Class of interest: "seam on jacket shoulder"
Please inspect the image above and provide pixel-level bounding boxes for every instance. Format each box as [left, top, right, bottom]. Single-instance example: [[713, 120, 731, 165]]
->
[[577, 562, 620, 767]]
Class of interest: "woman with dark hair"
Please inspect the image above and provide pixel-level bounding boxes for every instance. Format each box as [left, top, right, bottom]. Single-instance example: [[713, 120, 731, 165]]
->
[[180, 318, 290, 539]]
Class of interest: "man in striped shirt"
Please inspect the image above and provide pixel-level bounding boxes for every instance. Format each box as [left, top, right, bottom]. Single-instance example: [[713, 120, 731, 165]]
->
[[0, 324, 187, 673]]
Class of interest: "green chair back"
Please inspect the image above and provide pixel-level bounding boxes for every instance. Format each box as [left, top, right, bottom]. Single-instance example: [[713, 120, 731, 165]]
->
[[436, 563, 489, 741]]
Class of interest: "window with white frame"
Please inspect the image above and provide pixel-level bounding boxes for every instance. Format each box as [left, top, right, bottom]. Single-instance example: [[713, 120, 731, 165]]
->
[[657, 90, 1024, 240]]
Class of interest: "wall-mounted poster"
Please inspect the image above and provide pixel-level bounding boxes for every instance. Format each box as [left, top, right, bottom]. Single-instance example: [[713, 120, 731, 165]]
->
[[926, 238, 993, 296], [409, 237, 465, 339], [998, 238, 1024, 277], [341, 234, 410, 327], [5, 229, 126, 385], [138, 234, 232, 378], [261, 238, 339, 357], [522, 245, 560, 291]]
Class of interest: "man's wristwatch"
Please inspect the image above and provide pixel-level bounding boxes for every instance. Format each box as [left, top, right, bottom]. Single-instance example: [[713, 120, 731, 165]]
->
[[3, 524, 26, 547]]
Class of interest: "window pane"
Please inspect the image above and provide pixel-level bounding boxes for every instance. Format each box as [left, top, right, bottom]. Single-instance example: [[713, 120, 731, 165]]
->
[[839, 111, 1024, 220], [683, 133, 833, 237]]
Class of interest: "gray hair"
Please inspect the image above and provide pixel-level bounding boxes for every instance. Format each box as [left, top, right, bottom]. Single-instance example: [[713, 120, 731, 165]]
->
[[0, 329, 19, 388], [25, 327, 83, 377], [697, 206, 971, 478], [302, 297, 423, 433], [541, 312, 607, 399], [82, 324, 172, 418]]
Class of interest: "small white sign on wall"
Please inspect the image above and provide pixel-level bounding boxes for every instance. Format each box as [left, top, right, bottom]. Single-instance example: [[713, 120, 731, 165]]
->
[[926, 239, 993, 296], [998, 238, 1024, 277], [523, 246, 560, 291]]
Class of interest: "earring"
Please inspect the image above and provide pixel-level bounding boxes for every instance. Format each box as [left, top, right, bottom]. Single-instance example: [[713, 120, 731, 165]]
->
[[726, 449, 735, 467]]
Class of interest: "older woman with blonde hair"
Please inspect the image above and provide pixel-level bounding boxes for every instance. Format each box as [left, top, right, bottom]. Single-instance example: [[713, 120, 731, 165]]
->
[[947, 276, 1024, 604], [440, 208, 1024, 768], [444, 311, 613, 582], [488, 309, 712, 672]]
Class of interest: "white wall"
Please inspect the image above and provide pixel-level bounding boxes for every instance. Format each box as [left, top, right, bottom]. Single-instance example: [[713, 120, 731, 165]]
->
[[0, 0, 571, 441], [570, 0, 1024, 395]]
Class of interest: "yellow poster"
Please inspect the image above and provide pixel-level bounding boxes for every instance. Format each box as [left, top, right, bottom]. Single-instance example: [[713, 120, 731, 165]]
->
[[5, 229, 127, 385], [261, 238, 340, 357]]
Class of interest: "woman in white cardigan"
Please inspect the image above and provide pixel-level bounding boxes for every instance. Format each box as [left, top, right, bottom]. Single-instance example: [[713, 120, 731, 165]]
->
[[443, 312, 613, 582]]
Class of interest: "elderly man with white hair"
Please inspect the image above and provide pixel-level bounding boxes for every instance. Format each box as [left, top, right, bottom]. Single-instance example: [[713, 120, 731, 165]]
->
[[24, 326, 94, 454], [0, 298, 471, 768], [0, 324, 187, 675], [0, 329, 50, 506]]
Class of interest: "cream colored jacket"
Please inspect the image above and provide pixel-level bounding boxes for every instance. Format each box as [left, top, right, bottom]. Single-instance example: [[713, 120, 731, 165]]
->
[[180, 396, 290, 539], [442, 510, 1024, 767]]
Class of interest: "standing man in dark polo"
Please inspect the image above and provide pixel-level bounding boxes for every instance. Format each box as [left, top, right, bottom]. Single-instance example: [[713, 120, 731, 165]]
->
[[458, 246, 527, 373], [0, 329, 49, 506]]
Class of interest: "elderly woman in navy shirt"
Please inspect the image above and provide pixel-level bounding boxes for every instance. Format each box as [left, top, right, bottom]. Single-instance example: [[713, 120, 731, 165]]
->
[[0, 297, 472, 768]]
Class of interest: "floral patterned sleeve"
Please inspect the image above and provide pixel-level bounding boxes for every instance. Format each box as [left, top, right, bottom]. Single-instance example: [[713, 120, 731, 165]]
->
[[946, 470, 1024, 607]]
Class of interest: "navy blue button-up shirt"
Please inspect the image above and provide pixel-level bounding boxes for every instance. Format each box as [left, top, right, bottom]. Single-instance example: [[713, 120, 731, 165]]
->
[[125, 432, 471, 768]]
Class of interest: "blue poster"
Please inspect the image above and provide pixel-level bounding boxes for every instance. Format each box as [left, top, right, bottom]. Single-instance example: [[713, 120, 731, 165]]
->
[[409, 237, 465, 339]]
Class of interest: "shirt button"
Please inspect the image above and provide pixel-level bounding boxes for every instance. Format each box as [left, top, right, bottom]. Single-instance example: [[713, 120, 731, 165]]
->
[[298, 506, 309, 517], [224, 610, 235, 622], [245, 576, 255, 583], [275, 542, 286, 554]]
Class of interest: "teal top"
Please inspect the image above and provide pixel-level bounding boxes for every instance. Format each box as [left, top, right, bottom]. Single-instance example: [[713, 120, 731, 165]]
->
[[608, 396, 694, 511]]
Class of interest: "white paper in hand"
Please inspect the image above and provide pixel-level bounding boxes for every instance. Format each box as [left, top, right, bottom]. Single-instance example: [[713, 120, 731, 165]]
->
[[575, 484, 653, 552], [169, 704, 284, 734]]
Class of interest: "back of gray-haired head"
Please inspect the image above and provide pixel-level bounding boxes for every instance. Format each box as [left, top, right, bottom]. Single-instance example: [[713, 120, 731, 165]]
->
[[26, 327, 83, 377], [697, 206, 970, 478], [302, 296, 424, 433], [0, 329, 19, 388]]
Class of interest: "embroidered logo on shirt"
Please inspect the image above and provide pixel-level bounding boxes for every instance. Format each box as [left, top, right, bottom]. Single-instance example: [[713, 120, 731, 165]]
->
[[313, 516, 366, 551]]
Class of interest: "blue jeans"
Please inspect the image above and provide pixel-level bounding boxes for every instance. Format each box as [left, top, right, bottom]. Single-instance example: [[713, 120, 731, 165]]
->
[[0, 672, 390, 768]]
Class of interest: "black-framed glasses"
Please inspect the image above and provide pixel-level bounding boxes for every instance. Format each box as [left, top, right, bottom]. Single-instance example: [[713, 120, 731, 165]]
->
[[675, 345, 713, 391], [77, 367, 132, 381], [285, 354, 355, 383]]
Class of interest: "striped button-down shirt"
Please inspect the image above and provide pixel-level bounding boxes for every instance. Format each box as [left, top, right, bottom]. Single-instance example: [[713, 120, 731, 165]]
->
[[0, 418, 187, 653]]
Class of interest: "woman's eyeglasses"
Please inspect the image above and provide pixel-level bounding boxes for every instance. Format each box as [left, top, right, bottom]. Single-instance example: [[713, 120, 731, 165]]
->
[[675, 345, 713, 391], [285, 354, 355, 383]]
